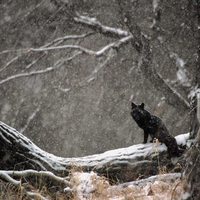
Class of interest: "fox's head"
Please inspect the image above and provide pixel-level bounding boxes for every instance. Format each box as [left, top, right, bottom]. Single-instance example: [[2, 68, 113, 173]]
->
[[130, 102, 146, 122]]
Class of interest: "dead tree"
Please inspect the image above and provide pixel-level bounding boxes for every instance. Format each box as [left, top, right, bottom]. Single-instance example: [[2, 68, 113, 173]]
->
[[0, 121, 189, 184]]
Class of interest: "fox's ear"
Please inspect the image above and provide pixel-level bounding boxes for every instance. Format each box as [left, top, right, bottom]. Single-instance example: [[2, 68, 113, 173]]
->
[[140, 103, 145, 109], [131, 102, 137, 109]]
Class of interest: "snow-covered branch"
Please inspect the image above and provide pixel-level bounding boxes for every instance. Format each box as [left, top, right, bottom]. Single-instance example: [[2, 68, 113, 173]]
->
[[0, 15, 133, 90], [30, 35, 132, 56], [42, 32, 94, 48], [118, 172, 181, 188], [74, 13, 129, 38], [87, 49, 115, 83], [0, 170, 70, 185], [30, 44, 95, 54], [0, 171, 20, 186], [0, 169, 70, 200]]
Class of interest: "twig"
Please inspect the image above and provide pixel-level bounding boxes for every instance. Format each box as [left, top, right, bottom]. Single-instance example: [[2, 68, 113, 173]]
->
[[87, 48, 115, 82], [42, 32, 94, 48], [0, 56, 21, 72], [25, 53, 46, 69], [30, 44, 95, 55], [20, 105, 41, 133], [26, 192, 48, 200], [153, 68, 190, 109]]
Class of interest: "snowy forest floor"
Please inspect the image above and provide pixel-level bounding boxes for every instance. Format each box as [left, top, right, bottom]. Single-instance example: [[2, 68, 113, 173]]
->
[[0, 120, 190, 200], [0, 170, 185, 200]]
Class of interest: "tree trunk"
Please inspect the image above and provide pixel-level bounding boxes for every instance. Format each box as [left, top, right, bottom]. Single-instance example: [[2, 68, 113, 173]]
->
[[0, 121, 189, 183], [183, 93, 200, 200], [118, 0, 190, 111]]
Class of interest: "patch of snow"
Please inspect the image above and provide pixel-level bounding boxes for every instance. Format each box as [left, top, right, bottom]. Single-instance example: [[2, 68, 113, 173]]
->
[[188, 85, 200, 99], [118, 173, 181, 188], [63, 187, 72, 193], [71, 171, 98, 200], [70, 171, 183, 199], [175, 133, 190, 146], [170, 52, 190, 87], [180, 191, 191, 200]]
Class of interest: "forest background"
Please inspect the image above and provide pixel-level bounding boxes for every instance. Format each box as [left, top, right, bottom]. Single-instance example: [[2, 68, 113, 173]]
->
[[0, 0, 199, 157]]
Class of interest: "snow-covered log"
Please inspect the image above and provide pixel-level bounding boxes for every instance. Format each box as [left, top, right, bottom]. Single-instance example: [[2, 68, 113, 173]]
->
[[0, 121, 189, 183]]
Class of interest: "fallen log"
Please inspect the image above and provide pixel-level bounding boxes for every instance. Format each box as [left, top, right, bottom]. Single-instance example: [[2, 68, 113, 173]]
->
[[0, 121, 189, 183]]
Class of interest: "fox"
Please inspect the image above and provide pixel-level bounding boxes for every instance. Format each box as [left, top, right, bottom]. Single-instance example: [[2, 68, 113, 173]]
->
[[130, 102, 183, 157]]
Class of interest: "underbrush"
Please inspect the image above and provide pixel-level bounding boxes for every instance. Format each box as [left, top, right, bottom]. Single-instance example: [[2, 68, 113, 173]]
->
[[0, 170, 184, 200]]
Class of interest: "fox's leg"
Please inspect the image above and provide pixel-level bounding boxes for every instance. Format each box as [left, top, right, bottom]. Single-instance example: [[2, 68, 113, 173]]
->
[[143, 131, 149, 144]]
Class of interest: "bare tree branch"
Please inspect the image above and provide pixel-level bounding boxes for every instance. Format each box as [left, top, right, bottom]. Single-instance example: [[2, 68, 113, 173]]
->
[[29, 35, 132, 57], [87, 49, 115, 83], [152, 67, 190, 109], [30, 44, 95, 54], [0, 170, 69, 185], [74, 13, 129, 38], [41, 32, 94, 48], [0, 53, 81, 85]]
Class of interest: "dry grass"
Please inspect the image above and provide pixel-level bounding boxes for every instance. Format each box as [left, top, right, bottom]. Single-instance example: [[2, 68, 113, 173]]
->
[[0, 144, 183, 200], [0, 171, 184, 200]]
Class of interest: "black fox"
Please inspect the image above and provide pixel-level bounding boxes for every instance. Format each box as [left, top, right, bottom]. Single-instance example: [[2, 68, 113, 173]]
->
[[130, 102, 183, 157]]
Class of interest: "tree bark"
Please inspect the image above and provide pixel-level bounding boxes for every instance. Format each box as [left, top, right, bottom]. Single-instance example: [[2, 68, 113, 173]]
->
[[183, 93, 200, 200], [0, 121, 188, 183]]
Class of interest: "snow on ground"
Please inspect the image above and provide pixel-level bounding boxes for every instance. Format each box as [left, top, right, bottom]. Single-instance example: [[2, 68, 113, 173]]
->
[[69, 171, 184, 200], [67, 133, 190, 199], [175, 132, 189, 146], [0, 120, 191, 199]]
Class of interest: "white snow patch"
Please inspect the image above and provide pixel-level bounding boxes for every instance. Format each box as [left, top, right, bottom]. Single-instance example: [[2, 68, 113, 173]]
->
[[175, 133, 190, 146], [170, 52, 190, 86], [188, 86, 200, 99], [181, 191, 191, 199], [71, 171, 99, 200], [78, 172, 95, 194], [71, 172, 182, 200]]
